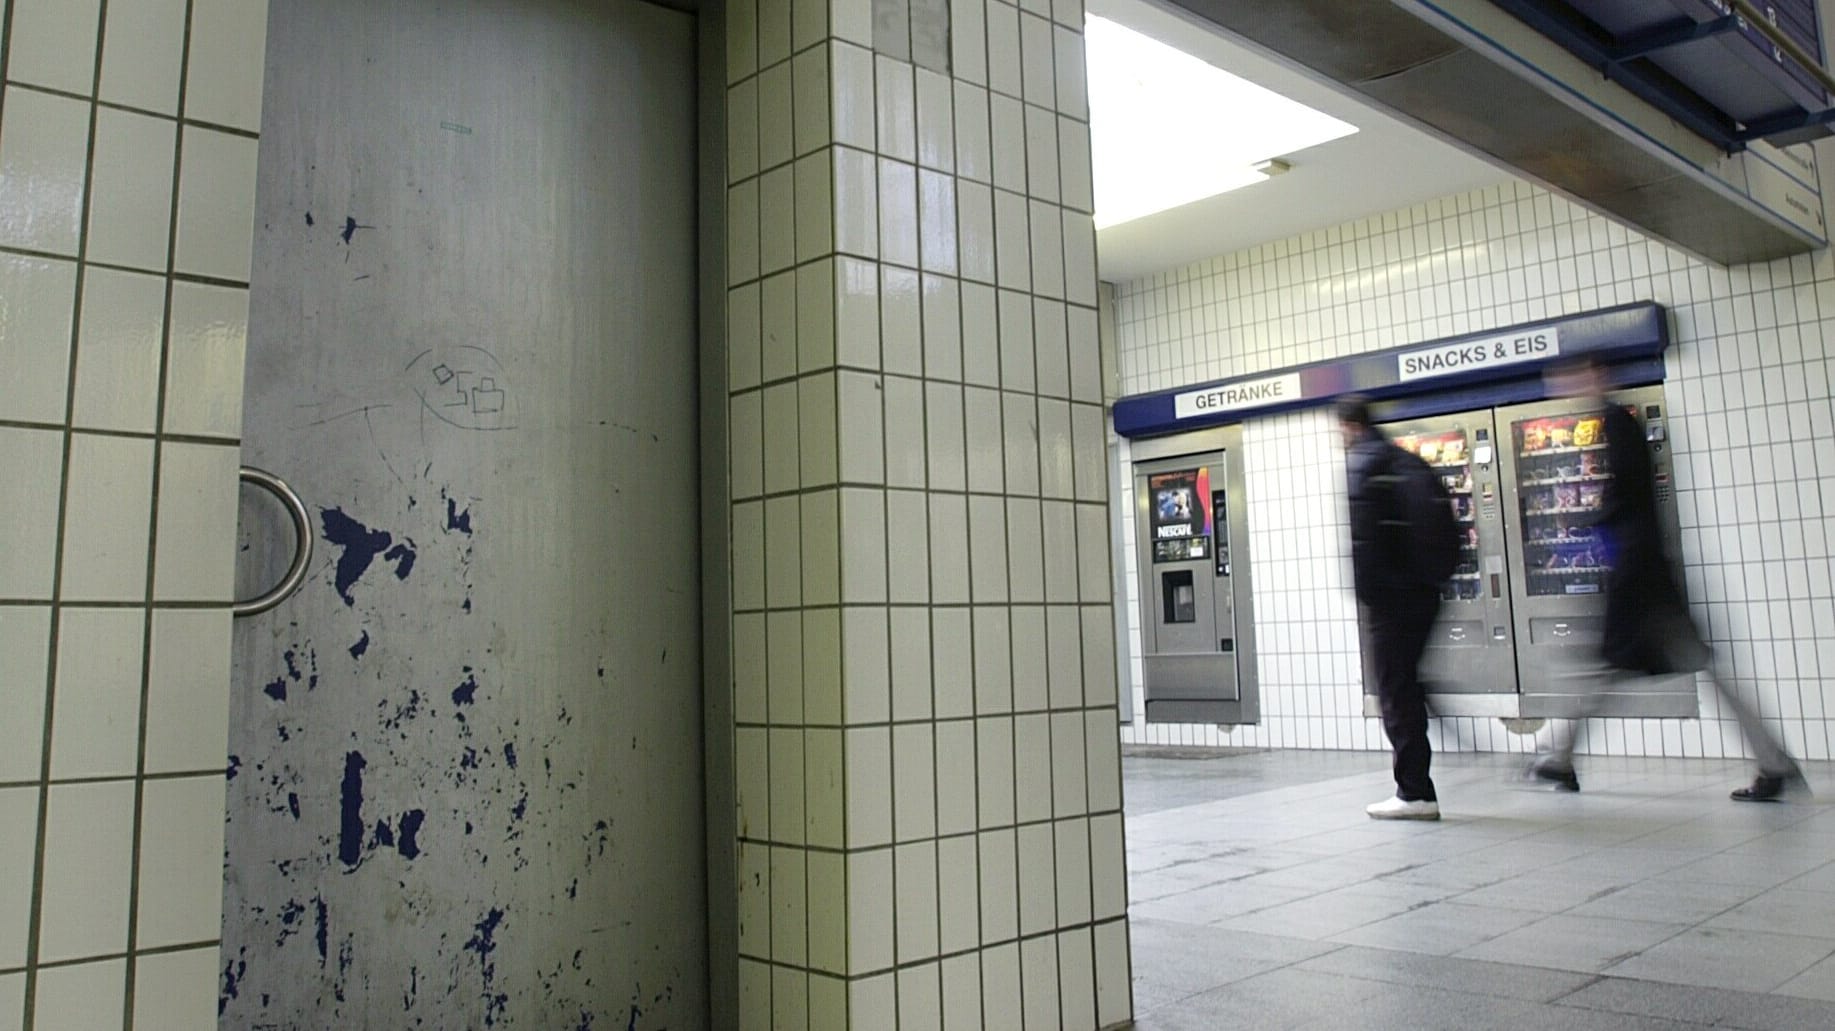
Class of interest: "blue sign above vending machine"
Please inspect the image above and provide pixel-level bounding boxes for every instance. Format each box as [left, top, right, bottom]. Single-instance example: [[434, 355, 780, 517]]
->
[[1113, 301, 1671, 439]]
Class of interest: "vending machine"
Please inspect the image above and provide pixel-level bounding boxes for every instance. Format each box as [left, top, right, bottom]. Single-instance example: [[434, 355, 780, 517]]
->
[[1131, 426, 1259, 724], [1362, 384, 1698, 719]]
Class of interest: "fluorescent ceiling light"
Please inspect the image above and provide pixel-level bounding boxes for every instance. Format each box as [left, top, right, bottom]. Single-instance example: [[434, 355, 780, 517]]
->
[[1086, 16, 1358, 229]]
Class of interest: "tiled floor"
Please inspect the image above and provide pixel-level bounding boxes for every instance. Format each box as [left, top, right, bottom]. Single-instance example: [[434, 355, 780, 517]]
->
[[1123, 749, 1835, 1029]]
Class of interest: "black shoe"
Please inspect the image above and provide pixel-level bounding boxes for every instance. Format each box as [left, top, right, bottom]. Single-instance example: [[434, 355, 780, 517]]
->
[[1731, 766, 1807, 803], [1525, 757, 1580, 792]]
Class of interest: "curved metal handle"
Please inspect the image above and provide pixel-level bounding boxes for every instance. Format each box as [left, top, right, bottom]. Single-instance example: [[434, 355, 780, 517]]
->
[[234, 466, 313, 618]]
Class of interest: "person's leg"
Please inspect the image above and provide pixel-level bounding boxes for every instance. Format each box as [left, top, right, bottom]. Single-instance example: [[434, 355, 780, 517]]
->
[[1373, 595, 1438, 803]]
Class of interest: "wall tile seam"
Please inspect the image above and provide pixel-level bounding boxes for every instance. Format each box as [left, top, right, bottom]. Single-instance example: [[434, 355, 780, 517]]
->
[[732, 915, 1131, 978], [726, 369, 1101, 401], [0, 420, 243, 446], [0, 935, 223, 978], [0, 248, 254, 292], [0, 79, 260, 141]]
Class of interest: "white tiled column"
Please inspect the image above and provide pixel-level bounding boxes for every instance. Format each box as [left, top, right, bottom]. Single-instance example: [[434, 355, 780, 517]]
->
[[0, 1, 267, 1028], [726, 0, 1131, 1026]]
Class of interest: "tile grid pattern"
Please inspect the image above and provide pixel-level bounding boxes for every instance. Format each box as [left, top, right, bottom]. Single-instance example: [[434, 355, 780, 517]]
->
[[1125, 751, 1835, 1027], [0, 1, 266, 1028], [1112, 180, 1835, 765], [724, 0, 1131, 1026]]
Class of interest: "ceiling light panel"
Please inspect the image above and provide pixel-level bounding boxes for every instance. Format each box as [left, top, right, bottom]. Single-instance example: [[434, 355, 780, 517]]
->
[[1085, 15, 1358, 229]]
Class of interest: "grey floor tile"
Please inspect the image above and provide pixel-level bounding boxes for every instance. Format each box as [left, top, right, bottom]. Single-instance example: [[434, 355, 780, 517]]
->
[[1127, 918, 1340, 1014], [1558, 974, 1835, 1030], [1288, 984, 1553, 1031], [1129, 879, 1316, 925], [1328, 901, 1544, 956], [1602, 925, 1835, 992], [1568, 879, 1761, 925], [1246, 852, 1425, 893], [1660, 849, 1835, 890], [1130, 966, 1386, 1029], [1705, 887, 1835, 940], [1784, 860, 1835, 893], [1450, 871, 1628, 914], [1776, 952, 1835, 1002], [1457, 912, 1691, 973], [1295, 945, 1596, 1003], [1219, 884, 1434, 941]]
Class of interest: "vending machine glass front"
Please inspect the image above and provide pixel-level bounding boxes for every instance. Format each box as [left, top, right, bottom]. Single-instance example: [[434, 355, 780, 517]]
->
[[1512, 411, 1612, 597]]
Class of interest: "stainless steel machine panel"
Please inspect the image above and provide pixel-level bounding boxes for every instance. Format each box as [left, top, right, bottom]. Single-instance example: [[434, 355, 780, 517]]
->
[[1383, 413, 1519, 695], [1132, 426, 1258, 724], [1497, 385, 1699, 717]]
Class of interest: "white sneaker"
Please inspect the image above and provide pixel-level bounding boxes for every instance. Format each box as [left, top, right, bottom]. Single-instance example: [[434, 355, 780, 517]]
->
[[1366, 796, 1440, 821]]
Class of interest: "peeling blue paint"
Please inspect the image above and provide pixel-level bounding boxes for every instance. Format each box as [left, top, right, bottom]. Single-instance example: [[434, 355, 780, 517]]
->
[[452, 672, 478, 706], [288, 792, 301, 820], [265, 678, 288, 702], [398, 809, 426, 859], [350, 630, 370, 659], [320, 508, 395, 605], [503, 743, 518, 769], [314, 896, 329, 966], [373, 820, 395, 849], [384, 540, 417, 579], [219, 950, 247, 1016], [445, 495, 473, 535], [227, 754, 240, 780], [339, 751, 368, 868]]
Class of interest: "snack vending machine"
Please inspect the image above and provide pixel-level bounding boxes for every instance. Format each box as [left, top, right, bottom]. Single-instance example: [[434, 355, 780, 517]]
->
[[1132, 426, 1259, 724], [1497, 386, 1696, 716], [1379, 416, 1518, 700], [1363, 384, 1697, 719]]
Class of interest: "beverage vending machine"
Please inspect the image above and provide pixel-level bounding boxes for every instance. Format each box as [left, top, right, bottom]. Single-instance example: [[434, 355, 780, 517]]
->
[[1131, 426, 1260, 724]]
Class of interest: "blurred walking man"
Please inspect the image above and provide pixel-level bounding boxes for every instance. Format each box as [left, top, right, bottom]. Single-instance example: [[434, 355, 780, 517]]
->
[[1526, 358, 1805, 801], [1340, 396, 1460, 820]]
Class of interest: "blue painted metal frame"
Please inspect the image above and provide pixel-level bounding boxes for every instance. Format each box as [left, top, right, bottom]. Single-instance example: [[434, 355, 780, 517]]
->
[[1488, 0, 1833, 149], [1113, 302, 1669, 439]]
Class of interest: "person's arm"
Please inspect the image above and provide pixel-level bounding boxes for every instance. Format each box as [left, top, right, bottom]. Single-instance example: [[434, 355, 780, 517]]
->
[[1346, 443, 1391, 606]]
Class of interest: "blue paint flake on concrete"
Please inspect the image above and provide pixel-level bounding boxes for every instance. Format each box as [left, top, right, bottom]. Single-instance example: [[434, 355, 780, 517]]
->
[[339, 751, 368, 868], [445, 495, 473, 535], [320, 508, 394, 605], [398, 809, 426, 859], [452, 672, 478, 706], [264, 678, 288, 702], [349, 630, 370, 659], [314, 896, 329, 965], [384, 540, 417, 580], [503, 743, 518, 769]]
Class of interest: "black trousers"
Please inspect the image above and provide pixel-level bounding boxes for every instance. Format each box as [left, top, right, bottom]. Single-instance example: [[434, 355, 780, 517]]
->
[[1369, 589, 1441, 802]]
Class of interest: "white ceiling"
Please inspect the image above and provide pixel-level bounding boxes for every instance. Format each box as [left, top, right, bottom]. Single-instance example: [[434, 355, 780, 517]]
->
[[1090, 0, 1509, 283]]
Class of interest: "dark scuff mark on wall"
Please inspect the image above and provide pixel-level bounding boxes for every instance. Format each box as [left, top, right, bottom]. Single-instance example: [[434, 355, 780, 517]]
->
[[339, 751, 368, 869]]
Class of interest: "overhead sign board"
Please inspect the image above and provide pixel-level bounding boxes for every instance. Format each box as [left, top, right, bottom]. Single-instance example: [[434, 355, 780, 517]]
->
[[1397, 327, 1560, 382], [1173, 374, 1302, 419]]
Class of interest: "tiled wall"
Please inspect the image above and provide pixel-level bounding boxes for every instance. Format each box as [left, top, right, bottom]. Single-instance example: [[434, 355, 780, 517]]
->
[[1115, 180, 1835, 766], [724, 0, 1132, 1025], [0, 0, 265, 1028]]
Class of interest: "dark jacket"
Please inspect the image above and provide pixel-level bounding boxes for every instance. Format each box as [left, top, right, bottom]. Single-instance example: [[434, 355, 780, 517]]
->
[[1346, 427, 1436, 610], [1592, 401, 1700, 673]]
